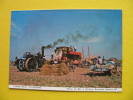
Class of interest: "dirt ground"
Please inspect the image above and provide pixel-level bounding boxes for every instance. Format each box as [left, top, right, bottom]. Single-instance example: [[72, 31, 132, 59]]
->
[[9, 66, 122, 88]]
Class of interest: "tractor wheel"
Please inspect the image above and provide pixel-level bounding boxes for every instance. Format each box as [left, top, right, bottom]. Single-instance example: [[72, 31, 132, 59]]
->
[[25, 57, 38, 72], [116, 71, 122, 76], [110, 69, 119, 76], [110, 65, 122, 76], [17, 59, 25, 71]]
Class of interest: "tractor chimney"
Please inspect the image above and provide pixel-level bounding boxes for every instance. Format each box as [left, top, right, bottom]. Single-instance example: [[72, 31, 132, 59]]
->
[[41, 46, 45, 57], [82, 47, 84, 59], [88, 47, 90, 59]]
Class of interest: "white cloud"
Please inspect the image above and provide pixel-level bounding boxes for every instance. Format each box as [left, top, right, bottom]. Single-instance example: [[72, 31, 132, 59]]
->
[[11, 22, 21, 31], [11, 22, 22, 37], [81, 37, 103, 43]]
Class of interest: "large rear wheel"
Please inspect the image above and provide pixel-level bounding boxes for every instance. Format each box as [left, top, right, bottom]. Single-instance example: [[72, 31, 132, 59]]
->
[[25, 57, 38, 72]]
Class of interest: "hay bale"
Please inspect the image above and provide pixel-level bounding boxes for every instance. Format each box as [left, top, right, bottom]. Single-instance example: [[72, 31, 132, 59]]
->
[[40, 63, 69, 76], [44, 60, 51, 64]]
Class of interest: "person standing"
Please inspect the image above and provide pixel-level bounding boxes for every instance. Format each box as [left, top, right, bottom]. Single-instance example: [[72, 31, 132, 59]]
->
[[98, 56, 103, 65]]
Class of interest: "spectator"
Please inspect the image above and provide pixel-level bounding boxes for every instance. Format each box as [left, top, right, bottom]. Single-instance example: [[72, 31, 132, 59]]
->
[[58, 59, 62, 64], [73, 46, 77, 52], [98, 56, 103, 65]]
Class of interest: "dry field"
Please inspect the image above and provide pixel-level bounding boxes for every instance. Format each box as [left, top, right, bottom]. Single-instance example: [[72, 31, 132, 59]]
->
[[9, 66, 122, 88]]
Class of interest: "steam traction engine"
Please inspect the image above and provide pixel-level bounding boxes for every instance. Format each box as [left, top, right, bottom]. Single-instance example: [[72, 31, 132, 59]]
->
[[15, 46, 46, 72]]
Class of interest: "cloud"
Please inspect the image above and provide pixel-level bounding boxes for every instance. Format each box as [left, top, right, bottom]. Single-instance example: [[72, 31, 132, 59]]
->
[[81, 37, 103, 43], [11, 22, 21, 32], [11, 22, 22, 37]]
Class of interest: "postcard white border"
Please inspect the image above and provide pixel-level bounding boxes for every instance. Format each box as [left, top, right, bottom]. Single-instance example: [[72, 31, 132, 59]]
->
[[9, 85, 122, 92]]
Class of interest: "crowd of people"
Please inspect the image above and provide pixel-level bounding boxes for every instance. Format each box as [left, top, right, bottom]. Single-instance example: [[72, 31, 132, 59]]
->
[[82, 56, 107, 67]]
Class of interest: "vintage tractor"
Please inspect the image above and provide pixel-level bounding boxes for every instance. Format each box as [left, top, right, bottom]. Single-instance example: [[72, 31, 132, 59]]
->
[[15, 46, 46, 72]]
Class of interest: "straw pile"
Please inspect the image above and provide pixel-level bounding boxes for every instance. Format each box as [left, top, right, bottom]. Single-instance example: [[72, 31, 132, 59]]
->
[[40, 63, 69, 76]]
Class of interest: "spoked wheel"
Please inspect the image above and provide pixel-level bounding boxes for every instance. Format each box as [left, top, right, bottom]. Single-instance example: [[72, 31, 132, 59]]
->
[[17, 59, 25, 71], [25, 57, 38, 72]]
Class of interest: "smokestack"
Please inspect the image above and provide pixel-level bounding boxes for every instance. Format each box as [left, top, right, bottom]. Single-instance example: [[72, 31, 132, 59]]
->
[[88, 47, 90, 58], [82, 47, 84, 59], [103, 56, 104, 62], [41, 46, 45, 57]]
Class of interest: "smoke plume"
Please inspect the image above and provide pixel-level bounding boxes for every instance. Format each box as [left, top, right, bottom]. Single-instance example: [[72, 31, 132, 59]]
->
[[45, 31, 85, 49]]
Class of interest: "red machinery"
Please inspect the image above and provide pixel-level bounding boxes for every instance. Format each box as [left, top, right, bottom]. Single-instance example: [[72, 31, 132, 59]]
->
[[52, 46, 82, 67]]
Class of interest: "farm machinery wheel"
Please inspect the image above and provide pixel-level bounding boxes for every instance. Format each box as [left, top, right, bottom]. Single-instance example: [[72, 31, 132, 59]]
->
[[110, 69, 121, 76], [25, 57, 38, 72], [17, 59, 25, 71]]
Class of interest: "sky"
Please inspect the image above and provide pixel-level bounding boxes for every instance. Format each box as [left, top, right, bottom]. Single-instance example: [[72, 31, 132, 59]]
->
[[10, 10, 122, 61]]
